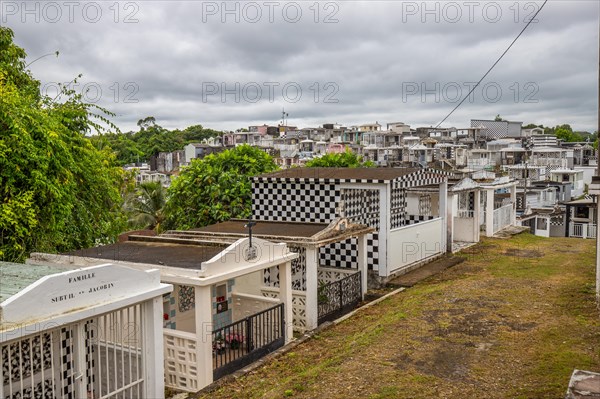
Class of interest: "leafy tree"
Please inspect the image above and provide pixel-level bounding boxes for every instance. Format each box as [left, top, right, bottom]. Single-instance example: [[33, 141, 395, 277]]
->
[[523, 123, 544, 129], [182, 124, 221, 142], [89, 119, 221, 165], [125, 181, 166, 232], [553, 124, 584, 142], [305, 149, 375, 168], [165, 145, 277, 229], [0, 27, 125, 261], [137, 116, 156, 130], [494, 114, 504, 122]]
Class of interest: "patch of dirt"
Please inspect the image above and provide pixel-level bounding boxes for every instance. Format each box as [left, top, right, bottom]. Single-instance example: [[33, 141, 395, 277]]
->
[[504, 321, 537, 332], [460, 243, 498, 253], [388, 256, 465, 287], [397, 343, 472, 380], [503, 248, 544, 258]]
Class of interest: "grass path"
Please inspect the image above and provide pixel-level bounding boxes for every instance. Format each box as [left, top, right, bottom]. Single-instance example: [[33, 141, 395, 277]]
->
[[196, 234, 600, 399]]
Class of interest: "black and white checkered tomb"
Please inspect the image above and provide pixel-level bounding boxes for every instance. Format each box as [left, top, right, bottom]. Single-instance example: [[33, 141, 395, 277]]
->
[[253, 169, 449, 275]]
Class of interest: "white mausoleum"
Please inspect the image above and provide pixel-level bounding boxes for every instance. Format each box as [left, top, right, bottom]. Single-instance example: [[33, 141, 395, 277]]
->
[[0, 262, 172, 399]]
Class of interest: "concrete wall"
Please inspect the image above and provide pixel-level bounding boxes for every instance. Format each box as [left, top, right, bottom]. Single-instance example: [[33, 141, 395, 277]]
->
[[387, 218, 444, 273], [231, 293, 279, 322], [453, 217, 478, 242]]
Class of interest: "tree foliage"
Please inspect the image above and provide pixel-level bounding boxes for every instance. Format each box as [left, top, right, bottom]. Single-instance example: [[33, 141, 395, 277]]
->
[[524, 122, 592, 143], [305, 149, 375, 168], [89, 119, 222, 166], [0, 27, 125, 261], [124, 181, 166, 232], [164, 145, 278, 230]]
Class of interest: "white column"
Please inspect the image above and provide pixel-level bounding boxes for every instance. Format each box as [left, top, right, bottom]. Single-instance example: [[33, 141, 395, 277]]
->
[[379, 184, 389, 277], [194, 285, 213, 389], [486, 188, 494, 237], [510, 184, 517, 225], [439, 180, 448, 253], [356, 235, 368, 299], [143, 296, 166, 398], [278, 261, 294, 343], [305, 246, 319, 330], [473, 190, 481, 243], [74, 322, 87, 398]]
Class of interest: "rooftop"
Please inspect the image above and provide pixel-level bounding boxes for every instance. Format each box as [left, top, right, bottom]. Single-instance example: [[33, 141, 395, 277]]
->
[[164, 218, 375, 247], [64, 241, 224, 270], [192, 220, 327, 238], [256, 167, 421, 181], [0, 261, 72, 303]]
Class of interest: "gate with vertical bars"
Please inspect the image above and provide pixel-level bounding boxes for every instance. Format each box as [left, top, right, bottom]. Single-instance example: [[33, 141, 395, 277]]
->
[[1, 303, 145, 399]]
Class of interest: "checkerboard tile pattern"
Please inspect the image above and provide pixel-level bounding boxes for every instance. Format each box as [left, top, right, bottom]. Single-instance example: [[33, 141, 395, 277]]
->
[[341, 188, 380, 229], [406, 214, 436, 225], [471, 120, 508, 139], [85, 320, 96, 394], [60, 327, 75, 399], [550, 215, 564, 226], [390, 186, 407, 229], [319, 238, 357, 269], [263, 246, 307, 289], [336, 188, 381, 270], [253, 182, 339, 223], [253, 169, 448, 275]]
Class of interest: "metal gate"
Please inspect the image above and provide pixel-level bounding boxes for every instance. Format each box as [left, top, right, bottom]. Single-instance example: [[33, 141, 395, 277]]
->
[[317, 271, 362, 325], [1, 304, 145, 399], [212, 303, 284, 380]]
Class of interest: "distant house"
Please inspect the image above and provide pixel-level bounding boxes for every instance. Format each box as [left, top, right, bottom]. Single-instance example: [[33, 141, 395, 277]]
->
[[521, 127, 545, 137], [136, 170, 171, 187], [184, 143, 225, 164], [359, 122, 382, 132], [471, 119, 523, 140], [563, 196, 597, 239], [549, 169, 585, 198], [150, 149, 185, 173]]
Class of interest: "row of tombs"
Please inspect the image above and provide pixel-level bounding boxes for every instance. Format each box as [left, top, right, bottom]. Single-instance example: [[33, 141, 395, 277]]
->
[[1, 167, 524, 396]]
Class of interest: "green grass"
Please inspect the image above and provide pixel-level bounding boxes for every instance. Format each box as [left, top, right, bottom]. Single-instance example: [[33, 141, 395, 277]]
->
[[195, 234, 600, 399]]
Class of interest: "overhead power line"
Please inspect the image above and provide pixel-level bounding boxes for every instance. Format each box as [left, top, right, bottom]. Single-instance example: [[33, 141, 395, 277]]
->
[[434, 0, 549, 128]]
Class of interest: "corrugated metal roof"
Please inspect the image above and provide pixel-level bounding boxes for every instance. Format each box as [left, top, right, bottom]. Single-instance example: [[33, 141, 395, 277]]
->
[[0, 262, 71, 303]]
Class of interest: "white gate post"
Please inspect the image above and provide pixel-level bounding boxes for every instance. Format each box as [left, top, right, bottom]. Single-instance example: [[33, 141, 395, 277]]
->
[[438, 180, 448, 253], [583, 224, 588, 239], [144, 296, 166, 398], [278, 260, 294, 344], [74, 323, 87, 398], [486, 189, 494, 237], [473, 190, 481, 243], [510, 184, 517, 225], [195, 285, 214, 389], [357, 235, 368, 299], [304, 246, 319, 331]]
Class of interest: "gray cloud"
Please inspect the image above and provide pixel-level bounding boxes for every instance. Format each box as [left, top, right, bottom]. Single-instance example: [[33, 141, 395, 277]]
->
[[4, 0, 598, 132]]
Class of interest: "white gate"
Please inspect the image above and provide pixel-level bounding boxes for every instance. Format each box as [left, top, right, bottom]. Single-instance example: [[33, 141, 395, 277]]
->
[[1, 304, 145, 399], [569, 223, 596, 239], [493, 203, 513, 234]]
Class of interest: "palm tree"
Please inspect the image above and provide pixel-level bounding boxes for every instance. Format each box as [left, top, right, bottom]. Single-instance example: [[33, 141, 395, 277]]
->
[[125, 181, 167, 232]]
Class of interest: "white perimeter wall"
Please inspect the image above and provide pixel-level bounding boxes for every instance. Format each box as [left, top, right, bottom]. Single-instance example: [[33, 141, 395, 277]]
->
[[387, 218, 443, 274]]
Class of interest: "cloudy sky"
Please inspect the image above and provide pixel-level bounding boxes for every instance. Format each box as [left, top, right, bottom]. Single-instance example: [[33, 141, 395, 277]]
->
[[3, 0, 598, 132]]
